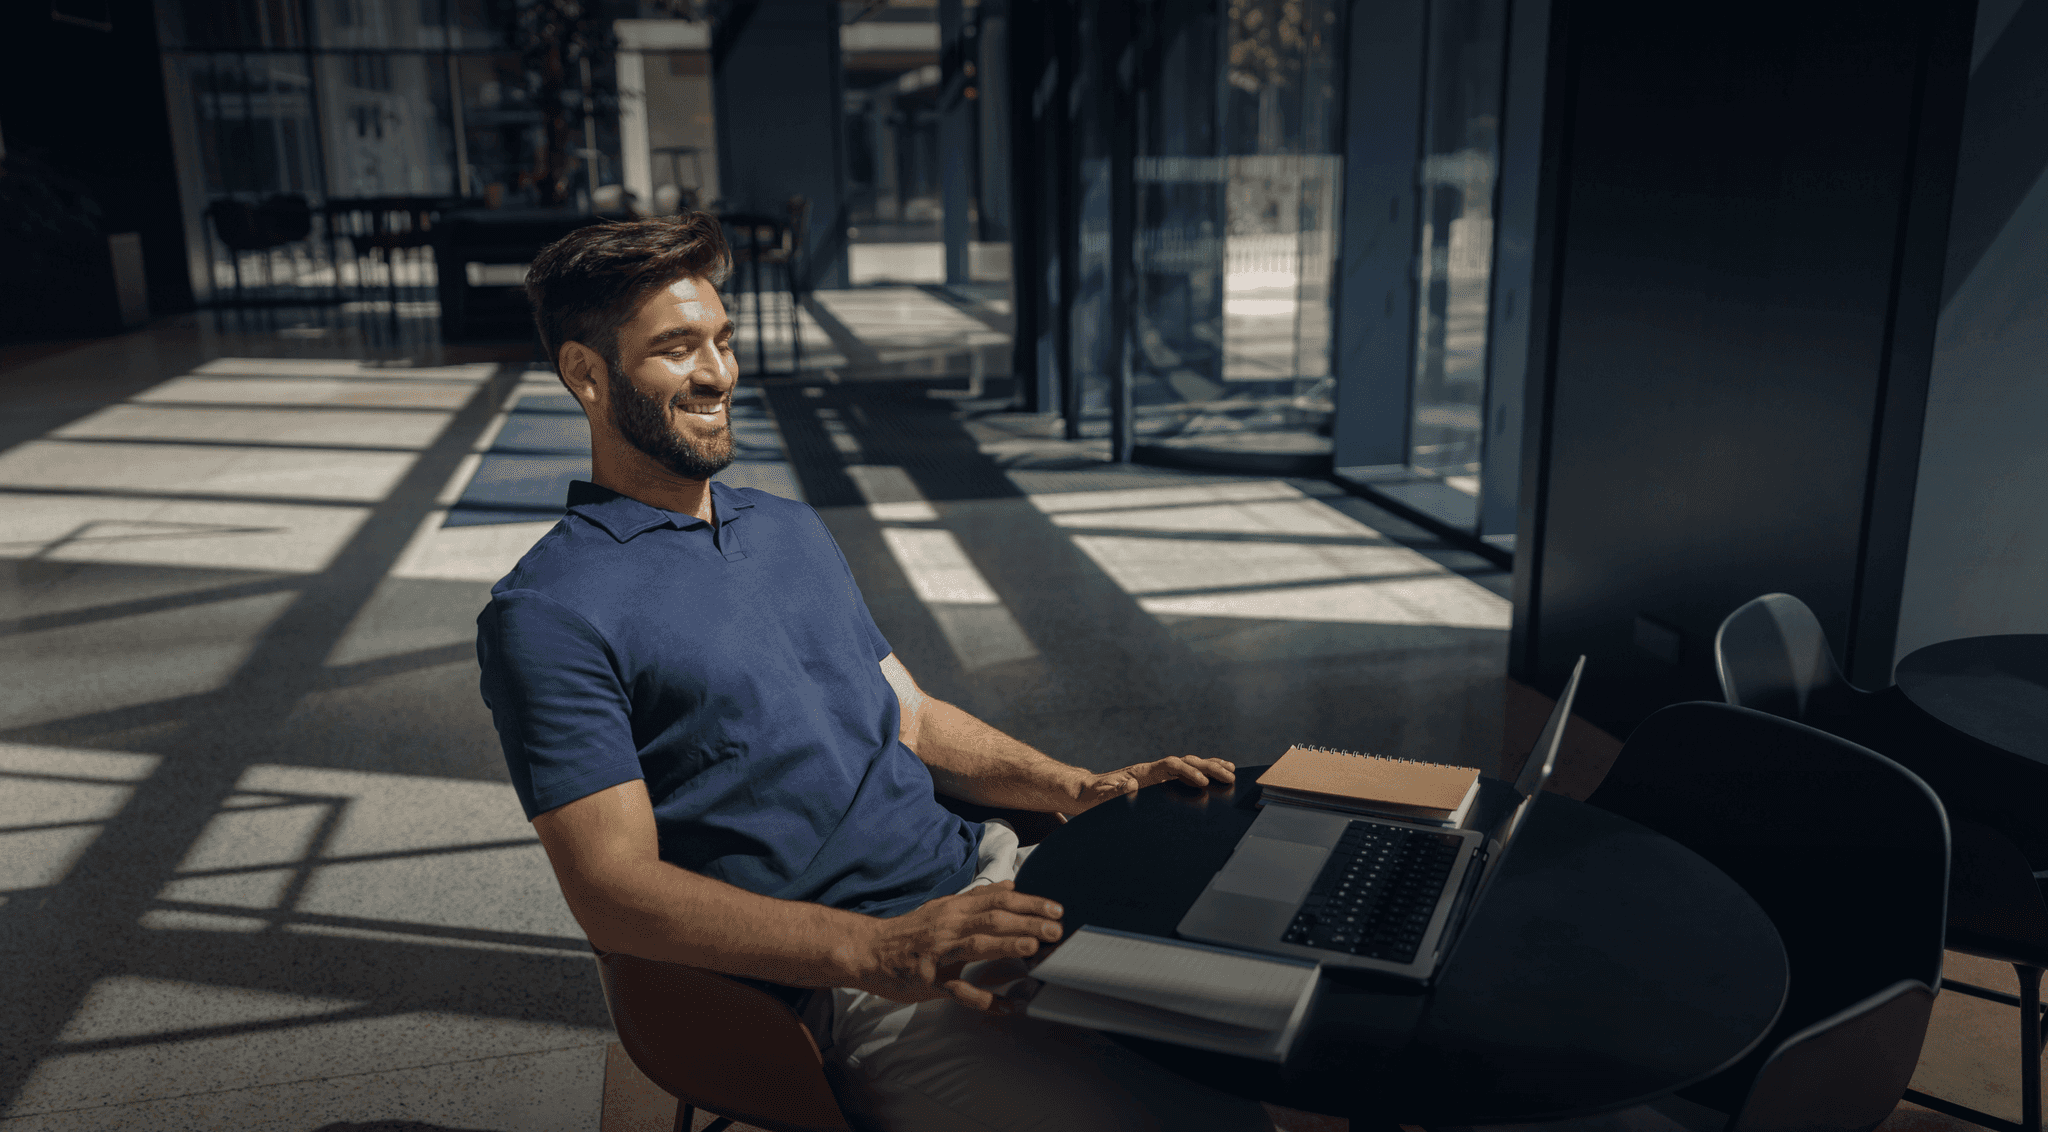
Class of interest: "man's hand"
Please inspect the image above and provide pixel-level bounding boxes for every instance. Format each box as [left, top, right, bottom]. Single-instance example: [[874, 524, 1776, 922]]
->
[[845, 881, 1064, 1012], [1070, 756, 1237, 813]]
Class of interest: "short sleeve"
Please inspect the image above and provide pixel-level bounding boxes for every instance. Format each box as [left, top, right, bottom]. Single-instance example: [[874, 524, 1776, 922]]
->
[[476, 589, 644, 819], [802, 503, 894, 663]]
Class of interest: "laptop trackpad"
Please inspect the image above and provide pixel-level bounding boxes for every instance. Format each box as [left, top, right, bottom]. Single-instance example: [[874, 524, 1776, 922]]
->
[[1210, 837, 1325, 906]]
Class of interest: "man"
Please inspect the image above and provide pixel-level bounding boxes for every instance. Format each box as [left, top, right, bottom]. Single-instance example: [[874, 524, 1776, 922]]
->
[[475, 214, 1277, 1132]]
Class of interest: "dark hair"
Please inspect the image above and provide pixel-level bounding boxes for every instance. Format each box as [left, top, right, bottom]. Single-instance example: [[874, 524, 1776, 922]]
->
[[525, 212, 732, 372]]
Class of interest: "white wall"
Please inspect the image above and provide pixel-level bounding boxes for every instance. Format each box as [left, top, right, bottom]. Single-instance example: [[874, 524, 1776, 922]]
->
[[644, 54, 720, 209], [1892, 0, 2048, 668], [614, 20, 720, 214]]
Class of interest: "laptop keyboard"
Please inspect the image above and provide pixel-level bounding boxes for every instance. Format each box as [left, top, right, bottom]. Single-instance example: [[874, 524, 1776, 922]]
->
[[1282, 821, 1468, 963]]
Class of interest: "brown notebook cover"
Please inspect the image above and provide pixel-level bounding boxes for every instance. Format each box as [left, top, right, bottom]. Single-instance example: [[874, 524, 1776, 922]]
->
[[1257, 745, 1480, 818]]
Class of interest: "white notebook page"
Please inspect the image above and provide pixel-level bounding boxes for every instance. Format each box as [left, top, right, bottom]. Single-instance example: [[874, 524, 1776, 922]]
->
[[1030, 927, 1317, 1032]]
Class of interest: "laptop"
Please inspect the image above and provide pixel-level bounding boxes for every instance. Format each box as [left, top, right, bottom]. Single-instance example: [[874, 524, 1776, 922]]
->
[[1177, 657, 1587, 982]]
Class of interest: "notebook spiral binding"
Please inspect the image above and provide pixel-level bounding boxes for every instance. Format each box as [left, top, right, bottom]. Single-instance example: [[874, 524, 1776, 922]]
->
[[1293, 743, 1463, 770]]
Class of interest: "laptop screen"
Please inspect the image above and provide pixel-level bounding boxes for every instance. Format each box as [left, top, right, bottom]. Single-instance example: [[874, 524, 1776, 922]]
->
[[1468, 656, 1586, 906], [1509, 655, 1586, 801]]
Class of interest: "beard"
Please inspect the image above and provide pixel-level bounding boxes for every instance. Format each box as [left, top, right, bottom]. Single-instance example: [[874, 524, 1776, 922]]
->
[[607, 361, 735, 481]]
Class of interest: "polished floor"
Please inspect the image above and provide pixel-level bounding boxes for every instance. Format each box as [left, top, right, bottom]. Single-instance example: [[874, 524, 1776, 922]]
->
[[0, 297, 2026, 1132]]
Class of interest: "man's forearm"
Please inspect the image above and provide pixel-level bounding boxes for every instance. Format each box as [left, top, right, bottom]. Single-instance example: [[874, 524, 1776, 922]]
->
[[912, 698, 1085, 813], [577, 855, 874, 988]]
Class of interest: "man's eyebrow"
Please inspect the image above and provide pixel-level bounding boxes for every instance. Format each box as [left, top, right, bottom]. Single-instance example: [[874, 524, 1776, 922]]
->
[[644, 319, 736, 350]]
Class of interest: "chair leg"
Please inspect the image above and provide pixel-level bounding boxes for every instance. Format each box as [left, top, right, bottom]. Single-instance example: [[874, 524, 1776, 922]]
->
[[751, 239, 768, 377], [2022, 964, 2042, 1132], [673, 1100, 739, 1132], [788, 273, 803, 376], [1904, 965, 2047, 1132]]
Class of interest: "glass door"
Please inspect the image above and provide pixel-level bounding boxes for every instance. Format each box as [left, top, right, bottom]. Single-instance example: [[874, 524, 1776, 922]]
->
[[1401, 0, 1508, 527], [1125, 0, 1344, 469]]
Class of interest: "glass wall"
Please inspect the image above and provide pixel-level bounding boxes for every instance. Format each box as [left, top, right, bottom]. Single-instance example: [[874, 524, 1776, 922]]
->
[[451, 50, 552, 208], [1403, 0, 1509, 523], [1125, 0, 1344, 465], [838, 0, 1012, 289], [156, 0, 627, 304], [1001, 0, 1534, 551]]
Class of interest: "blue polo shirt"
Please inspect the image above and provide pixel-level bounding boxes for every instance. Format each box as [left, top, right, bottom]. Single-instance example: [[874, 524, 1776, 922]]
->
[[475, 479, 982, 920]]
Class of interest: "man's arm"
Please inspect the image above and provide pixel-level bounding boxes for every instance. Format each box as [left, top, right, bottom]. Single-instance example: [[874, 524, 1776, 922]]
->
[[532, 777, 1064, 1009], [880, 653, 1235, 814]]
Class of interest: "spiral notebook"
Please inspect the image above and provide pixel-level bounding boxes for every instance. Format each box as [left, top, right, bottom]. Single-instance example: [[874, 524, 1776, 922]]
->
[[1177, 657, 1585, 982], [1258, 746, 1482, 826]]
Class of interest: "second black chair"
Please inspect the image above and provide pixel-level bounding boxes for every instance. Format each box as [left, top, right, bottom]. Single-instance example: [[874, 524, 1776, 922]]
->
[[1583, 701, 1949, 1132], [1716, 592, 2047, 1132]]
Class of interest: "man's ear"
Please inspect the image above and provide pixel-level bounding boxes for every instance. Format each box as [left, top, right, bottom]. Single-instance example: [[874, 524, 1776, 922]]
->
[[558, 341, 608, 409]]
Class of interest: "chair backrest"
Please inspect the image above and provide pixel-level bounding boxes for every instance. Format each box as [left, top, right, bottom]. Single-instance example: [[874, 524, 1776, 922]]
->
[[1713, 593, 1863, 724], [256, 193, 313, 244], [784, 195, 812, 277], [206, 199, 265, 250], [1731, 979, 1936, 1132], [1585, 702, 1948, 1124], [719, 212, 787, 257], [592, 948, 853, 1132]]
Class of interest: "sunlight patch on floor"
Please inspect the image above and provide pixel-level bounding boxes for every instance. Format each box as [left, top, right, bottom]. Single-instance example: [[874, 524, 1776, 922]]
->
[[0, 745, 161, 897], [1028, 480, 1512, 630], [847, 463, 1039, 672]]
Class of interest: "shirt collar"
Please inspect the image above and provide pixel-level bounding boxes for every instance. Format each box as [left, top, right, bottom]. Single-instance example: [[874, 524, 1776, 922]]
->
[[565, 479, 754, 543]]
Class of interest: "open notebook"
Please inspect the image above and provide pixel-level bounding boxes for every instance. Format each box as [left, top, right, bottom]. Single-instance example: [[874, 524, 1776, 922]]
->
[[1022, 926, 1321, 1063]]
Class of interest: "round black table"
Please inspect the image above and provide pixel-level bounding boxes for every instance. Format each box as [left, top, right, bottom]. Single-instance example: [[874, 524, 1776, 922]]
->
[[1895, 634, 2048, 864], [1013, 769, 1788, 1126], [1896, 634, 2048, 768]]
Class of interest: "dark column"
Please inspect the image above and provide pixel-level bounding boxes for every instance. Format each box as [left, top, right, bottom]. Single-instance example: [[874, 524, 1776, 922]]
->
[[1508, 0, 1977, 732], [1059, 0, 1092, 439], [1103, 1, 1136, 461], [1475, 0, 1555, 543], [940, 0, 972, 285], [1126, 0, 1226, 431], [712, 0, 849, 289], [1329, 0, 1426, 471], [1051, 0, 1138, 451], [1005, 0, 1054, 412]]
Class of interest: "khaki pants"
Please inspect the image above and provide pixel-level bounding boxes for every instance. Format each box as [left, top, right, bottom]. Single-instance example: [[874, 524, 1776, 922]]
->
[[800, 820, 1278, 1132]]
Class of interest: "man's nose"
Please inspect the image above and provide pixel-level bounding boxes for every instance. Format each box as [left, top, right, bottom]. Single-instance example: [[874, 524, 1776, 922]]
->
[[695, 341, 737, 386]]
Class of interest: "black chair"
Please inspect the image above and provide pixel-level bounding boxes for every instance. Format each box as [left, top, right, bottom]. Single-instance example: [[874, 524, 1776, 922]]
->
[[1938, 820, 2048, 1132], [720, 198, 809, 377], [1578, 702, 1948, 1132], [1712, 592, 1875, 729], [204, 193, 313, 302], [1716, 592, 2047, 1132], [429, 208, 605, 341]]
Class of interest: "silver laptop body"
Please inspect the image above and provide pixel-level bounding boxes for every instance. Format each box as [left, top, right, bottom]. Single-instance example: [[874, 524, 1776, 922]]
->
[[1177, 658, 1587, 981]]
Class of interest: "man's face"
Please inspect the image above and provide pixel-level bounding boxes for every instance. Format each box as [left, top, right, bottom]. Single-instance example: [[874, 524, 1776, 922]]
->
[[606, 275, 739, 481]]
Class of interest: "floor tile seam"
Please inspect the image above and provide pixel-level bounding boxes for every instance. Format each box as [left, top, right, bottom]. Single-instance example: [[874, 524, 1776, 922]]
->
[[0, 1037, 617, 1121]]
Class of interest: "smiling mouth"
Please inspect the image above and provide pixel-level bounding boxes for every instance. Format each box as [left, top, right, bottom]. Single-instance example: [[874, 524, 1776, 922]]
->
[[676, 398, 727, 418]]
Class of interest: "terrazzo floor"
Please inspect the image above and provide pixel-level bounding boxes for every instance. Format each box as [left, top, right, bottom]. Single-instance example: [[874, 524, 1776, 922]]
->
[[2, 293, 2035, 1131]]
